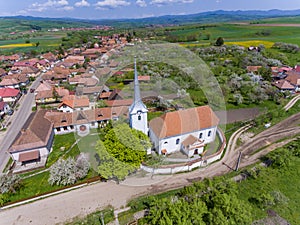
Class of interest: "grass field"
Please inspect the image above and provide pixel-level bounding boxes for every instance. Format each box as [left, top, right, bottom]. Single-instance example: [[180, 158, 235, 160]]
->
[[163, 23, 300, 46], [0, 32, 65, 53]]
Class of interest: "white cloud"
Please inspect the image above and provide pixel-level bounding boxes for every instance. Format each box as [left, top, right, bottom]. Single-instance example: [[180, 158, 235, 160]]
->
[[150, 0, 193, 5], [136, 0, 147, 7], [75, 0, 90, 7], [27, 0, 72, 12], [95, 0, 130, 10]]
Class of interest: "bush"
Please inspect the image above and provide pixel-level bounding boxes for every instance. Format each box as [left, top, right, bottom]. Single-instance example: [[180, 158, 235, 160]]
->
[[0, 173, 21, 194], [48, 155, 90, 186]]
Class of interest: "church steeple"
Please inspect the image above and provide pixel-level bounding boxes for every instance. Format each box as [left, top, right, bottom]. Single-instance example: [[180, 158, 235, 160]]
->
[[129, 57, 148, 135], [133, 57, 141, 105]]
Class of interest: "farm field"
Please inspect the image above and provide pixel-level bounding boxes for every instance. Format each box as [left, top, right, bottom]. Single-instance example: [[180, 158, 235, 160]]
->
[[164, 23, 300, 46], [0, 33, 65, 53]]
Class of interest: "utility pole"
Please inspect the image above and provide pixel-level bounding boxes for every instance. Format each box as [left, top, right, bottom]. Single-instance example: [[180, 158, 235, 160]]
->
[[235, 151, 242, 171]]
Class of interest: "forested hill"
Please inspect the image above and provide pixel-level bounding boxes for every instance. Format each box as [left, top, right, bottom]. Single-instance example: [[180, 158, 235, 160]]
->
[[102, 9, 300, 27], [2, 9, 300, 29]]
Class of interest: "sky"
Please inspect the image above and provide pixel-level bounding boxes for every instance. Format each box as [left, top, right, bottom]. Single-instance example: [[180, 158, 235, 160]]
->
[[1, 0, 300, 20]]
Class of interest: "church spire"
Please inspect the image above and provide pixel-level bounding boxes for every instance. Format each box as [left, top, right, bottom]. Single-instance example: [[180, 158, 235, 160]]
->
[[129, 57, 148, 135], [133, 57, 141, 104]]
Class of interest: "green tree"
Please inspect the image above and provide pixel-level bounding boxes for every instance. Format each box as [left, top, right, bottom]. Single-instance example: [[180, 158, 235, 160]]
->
[[258, 66, 272, 82], [215, 37, 224, 46]]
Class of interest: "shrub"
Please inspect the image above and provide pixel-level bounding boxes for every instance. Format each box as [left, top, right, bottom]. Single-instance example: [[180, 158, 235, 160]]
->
[[0, 173, 21, 194], [48, 155, 90, 186]]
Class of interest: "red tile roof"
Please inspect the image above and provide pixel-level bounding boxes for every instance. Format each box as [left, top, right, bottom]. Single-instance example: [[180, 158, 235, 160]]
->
[[272, 80, 295, 90], [0, 88, 20, 97], [58, 95, 89, 109], [149, 106, 219, 139]]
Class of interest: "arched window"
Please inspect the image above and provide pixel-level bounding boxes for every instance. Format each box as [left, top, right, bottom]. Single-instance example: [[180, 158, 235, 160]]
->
[[164, 141, 168, 145], [176, 138, 180, 145], [199, 133, 203, 139], [208, 130, 212, 137], [138, 115, 141, 120]]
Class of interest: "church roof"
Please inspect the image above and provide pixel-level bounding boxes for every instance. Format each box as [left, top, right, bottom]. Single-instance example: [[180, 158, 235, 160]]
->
[[149, 106, 219, 139]]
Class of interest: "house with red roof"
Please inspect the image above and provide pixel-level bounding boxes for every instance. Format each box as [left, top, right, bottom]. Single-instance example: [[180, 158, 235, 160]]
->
[[0, 88, 21, 103], [58, 95, 90, 113]]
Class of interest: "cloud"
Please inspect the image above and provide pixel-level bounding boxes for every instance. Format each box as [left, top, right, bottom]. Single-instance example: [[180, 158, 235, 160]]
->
[[27, 0, 71, 12], [150, 0, 193, 5], [95, 0, 130, 10], [75, 0, 90, 7], [136, 0, 147, 7]]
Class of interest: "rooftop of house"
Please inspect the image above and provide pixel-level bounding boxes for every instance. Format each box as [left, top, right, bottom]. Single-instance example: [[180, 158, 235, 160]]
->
[[45, 106, 128, 127], [9, 110, 53, 153], [149, 105, 219, 139], [0, 88, 20, 97], [272, 80, 295, 90], [58, 95, 90, 109]]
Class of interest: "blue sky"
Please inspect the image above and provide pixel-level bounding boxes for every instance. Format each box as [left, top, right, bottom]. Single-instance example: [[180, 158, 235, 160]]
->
[[1, 0, 300, 19]]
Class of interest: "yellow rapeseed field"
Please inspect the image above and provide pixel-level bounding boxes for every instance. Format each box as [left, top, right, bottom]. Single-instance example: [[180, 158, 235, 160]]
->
[[225, 40, 274, 48], [0, 43, 34, 48]]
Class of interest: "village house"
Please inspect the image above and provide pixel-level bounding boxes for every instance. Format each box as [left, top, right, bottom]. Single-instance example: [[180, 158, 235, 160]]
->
[[58, 95, 90, 113], [45, 106, 128, 135], [8, 110, 54, 171], [0, 101, 10, 118], [0, 88, 21, 104], [272, 80, 295, 92], [0, 74, 29, 88], [35, 81, 69, 104]]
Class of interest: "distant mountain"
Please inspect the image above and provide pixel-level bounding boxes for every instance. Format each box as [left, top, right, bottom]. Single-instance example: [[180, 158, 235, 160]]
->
[[1, 9, 300, 28]]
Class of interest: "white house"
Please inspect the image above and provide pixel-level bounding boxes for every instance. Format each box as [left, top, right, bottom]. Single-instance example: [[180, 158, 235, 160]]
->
[[0, 101, 10, 118], [45, 106, 128, 135], [8, 110, 54, 167], [149, 106, 219, 157]]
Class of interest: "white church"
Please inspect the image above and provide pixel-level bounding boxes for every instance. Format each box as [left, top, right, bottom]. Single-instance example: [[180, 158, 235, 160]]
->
[[129, 59, 220, 158]]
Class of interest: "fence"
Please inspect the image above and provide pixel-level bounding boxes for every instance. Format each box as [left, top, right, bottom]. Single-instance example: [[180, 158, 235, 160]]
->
[[141, 128, 226, 175]]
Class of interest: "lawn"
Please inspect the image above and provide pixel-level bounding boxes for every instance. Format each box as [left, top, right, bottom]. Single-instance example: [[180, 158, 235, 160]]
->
[[4, 132, 101, 205], [238, 156, 300, 224]]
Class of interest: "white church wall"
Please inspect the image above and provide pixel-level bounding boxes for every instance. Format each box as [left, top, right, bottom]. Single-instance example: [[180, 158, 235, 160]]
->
[[157, 126, 218, 154]]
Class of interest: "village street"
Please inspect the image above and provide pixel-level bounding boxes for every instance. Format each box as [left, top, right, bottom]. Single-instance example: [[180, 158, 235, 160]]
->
[[0, 76, 42, 172]]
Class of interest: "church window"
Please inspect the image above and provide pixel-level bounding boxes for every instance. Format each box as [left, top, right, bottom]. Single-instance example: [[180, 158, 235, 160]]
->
[[199, 133, 203, 139], [208, 131, 211, 137], [138, 115, 141, 120], [176, 138, 180, 145]]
